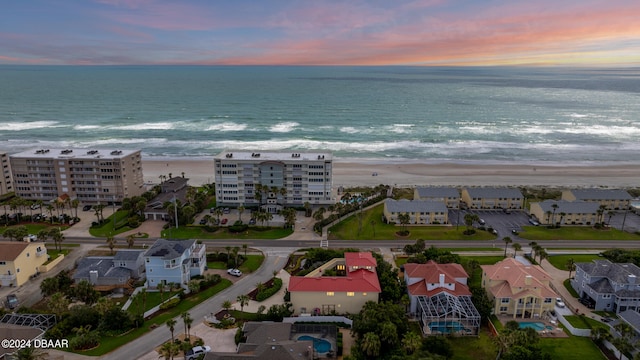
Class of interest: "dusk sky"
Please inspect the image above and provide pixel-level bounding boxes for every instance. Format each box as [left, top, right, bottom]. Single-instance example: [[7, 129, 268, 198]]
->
[[1, 0, 639, 66]]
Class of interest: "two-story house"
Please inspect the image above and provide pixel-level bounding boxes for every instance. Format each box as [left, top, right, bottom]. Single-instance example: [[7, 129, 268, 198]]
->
[[288, 252, 380, 315], [414, 187, 460, 208], [529, 200, 600, 226], [144, 239, 206, 289], [461, 187, 523, 210], [0, 242, 48, 287], [562, 189, 632, 210], [404, 261, 480, 335], [481, 258, 558, 319], [572, 260, 640, 313], [383, 199, 449, 225], [73, 250, 145, 291]]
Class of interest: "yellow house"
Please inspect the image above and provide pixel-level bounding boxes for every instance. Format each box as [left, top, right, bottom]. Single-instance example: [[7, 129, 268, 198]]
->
[[288, 252, 381, 315], [0, 242, 48, 287], [383, 199, 449, 225], [461, 187, 523, 210], [481, 258, 558, 319], [414, 187, 460, 208], [561, 189, 632, 210], [529, 200, 599, 226]]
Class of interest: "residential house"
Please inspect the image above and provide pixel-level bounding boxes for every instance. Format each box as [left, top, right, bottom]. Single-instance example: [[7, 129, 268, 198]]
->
[[214, 150, 333, 212], [461, 187, 523, 210], [144, 239, 206, 289], [206, 322, 337, 360], [571, 260, 640, 313], [144, 177, 190, 221], [288, 252, 380, 315], [9, 148, 144, 204], [404, 261, 480, 335], [73, 250, 144, 291], [481, 258, 558, 319], [562, 189, 632, 210], [0, 242, 47, 287], [414, 187, 460, 208], [383, 199, 448, 225], [618, 310, 640, 338], [529, 200, 600, 226]]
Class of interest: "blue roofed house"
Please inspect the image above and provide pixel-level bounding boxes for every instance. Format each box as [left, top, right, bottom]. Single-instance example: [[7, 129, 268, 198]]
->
[[73, 250, 145, 292], [414, 187, 460, 208], [144, 239, 206, 289], [571, 260, 640, 313]]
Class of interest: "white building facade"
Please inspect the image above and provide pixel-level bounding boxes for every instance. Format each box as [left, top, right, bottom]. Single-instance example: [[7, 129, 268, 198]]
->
[[213, 151, 333, 211]]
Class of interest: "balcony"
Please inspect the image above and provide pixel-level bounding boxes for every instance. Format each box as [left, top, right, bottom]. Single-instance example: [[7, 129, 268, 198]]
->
[[36, 249, 47, 257], [0, 273, 17, 282]]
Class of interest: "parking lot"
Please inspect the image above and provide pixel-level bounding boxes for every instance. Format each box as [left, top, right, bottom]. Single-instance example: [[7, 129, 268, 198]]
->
[[449, 209, 534, 239]]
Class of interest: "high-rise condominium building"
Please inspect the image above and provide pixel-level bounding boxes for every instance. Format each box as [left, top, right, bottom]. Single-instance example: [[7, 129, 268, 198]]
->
[[10, 148, 145, 204], [213, 150, 333, 211], [0, 152, 13, 197]]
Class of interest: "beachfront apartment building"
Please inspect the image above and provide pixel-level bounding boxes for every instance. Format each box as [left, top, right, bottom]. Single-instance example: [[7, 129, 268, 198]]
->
[[9, 148, 145, 204], [144, 239, 206, 289], [0, 242, 48, 287], [529, 200, 600, 226], [404, 261, 480, 335], [0, 152, 13, 197], [461, 187, 523, 210], [414, 186, 460, 208], [288, 252, 381, 315], [213, 150, 333, 212], [481, 258, 558, 319], [561, 189, 632, 210], [571, 260, 640, 314], [383, 199, 449, 225]]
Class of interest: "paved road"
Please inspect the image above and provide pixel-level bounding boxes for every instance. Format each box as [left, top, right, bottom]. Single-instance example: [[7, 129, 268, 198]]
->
[[100, 247, 291, 360]]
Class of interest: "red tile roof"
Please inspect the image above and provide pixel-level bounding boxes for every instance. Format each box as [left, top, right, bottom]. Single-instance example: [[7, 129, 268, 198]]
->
[[0, 242, 30, 262], [345, 252, 377, 268], [289, 269, 381, 293], [407, 279, 471, 297], [404, 261, 471, 297]]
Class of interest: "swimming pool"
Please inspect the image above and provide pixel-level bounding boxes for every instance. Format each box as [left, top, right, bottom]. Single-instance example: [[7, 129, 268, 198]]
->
[[428, 321, 469, 334], [297, 335, 332, 354], [519, 322, 554, 331]]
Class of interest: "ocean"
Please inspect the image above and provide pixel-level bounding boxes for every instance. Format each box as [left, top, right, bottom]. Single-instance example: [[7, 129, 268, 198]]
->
[[1, 65, 639, 165]]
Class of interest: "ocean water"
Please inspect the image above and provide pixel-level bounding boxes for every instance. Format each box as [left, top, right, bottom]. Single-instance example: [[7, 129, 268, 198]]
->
[[1, 65, 639, 164]]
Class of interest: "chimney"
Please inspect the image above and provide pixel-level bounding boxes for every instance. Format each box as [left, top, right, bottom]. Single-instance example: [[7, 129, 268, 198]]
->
[[525, 275, 532, 285], [439, 274, 445, 287], [89, 270, 98, 284], [629, 274, 637, 285]]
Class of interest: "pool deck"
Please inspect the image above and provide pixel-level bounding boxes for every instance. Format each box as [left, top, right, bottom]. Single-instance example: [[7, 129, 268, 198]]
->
[[496, 316, 569, 338]]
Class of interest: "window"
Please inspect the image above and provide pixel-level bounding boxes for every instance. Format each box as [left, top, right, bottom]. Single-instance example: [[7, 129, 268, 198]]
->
[[362, 292, 367, 296], [544, 298, 553, 303], [500, 306, 508, 312], [347, 292, 355, 297], [501, 298, 510, 303], [326, 292, 334, 296]]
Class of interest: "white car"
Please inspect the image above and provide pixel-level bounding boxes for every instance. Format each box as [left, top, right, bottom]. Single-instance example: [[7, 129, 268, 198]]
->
[[227, 268, 242, 277], [186, 345, 211, 360], [556, 298, 565, 308]]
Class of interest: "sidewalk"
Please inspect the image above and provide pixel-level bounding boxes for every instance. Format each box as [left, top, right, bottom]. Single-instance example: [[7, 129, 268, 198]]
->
[[539, 258, 594, 317]]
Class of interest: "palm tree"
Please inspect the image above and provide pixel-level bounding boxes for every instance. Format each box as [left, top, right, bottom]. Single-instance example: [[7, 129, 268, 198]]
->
[[551, 203, 559, 226], [225, 246, 231, 262], [361, 332, 381, 358], [158, 282, 165, 302], [370, 220, 376, 238], [512, 242, 522, 257], [566, 258, 576, 278], [158, 341, 179, 360], [222, 300, 233, 312], [106, 236, 117, 255], [237, 205, 245, 223], [545, 210, 552, 225], [607, 211, 615, 225], [181, 312, 193, 341], [242, 244, 248, 257], [14, 346, 48, 360], [49, 227, 65, 251], [166, 318, 177, 343], [463, 213, 479, 233], [502, 237, 512, 257], [401, 331, 421, 355], [398, 213, 410, 232], [236, 294, 250, 312], [126, 234, 136, 248]]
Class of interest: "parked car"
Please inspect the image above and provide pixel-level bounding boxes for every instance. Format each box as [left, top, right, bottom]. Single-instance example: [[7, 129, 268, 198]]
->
[[555, 298, 565, 308], [26, 234, 37, 242], [223, 207, 230, 214], [83, 205, 92, 211], [528, 218, 540, 226], [199, 218, 207, 225], [492, 229, 498, 235], [249, 218, 256, 225], [221, 218, 228, 225], [227, 268, 242, 277], [503, 208, 512, 214], [5, 294, 18, 309], [478, 219, 486, 225], [30, 203, 41, 210], [186, 345, 211, 360], [511, 229, 519, 235], [210, 207, 215, 213]]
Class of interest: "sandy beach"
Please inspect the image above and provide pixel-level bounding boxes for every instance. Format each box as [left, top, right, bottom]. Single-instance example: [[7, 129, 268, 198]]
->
[[142, 158, 640, 189]]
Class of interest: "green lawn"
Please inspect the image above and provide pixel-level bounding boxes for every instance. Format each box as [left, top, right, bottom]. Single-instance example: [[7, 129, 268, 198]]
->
[[564, 315, 602, 329], [207, 261, 227, 269], [89, 210, 136, 237], [539, 335, 604, 360], [547, 254, 601, 270], [162, 226, 292, 239], [328, 204, 494, 240], [77, 279, 232, 356], [43, 249, 70, 264], [126, 290, 180, 315], [0, 223, 69, 236], [450, 327, 498, 360], [208, 254, 264, 273], [517, 226, 640, 240], [563, 279, 580, 298]]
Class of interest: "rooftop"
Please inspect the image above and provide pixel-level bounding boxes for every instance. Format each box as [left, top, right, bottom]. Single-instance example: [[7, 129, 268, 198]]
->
[[415, 186, 460, 198], [576, 259, 640, 285], [214, 150, 332, 162], [534, 200, 601, 213], [385, 199, 448, 213], [10, 148, 140, 159], [463, 187, 523, 199], [0, 242, 31, 262], [568, 189, 632, 200], [144, 239, 195, 260]]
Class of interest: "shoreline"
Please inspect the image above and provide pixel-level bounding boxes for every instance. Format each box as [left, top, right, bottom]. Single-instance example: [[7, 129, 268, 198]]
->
[[142, 158, 640, 188]]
